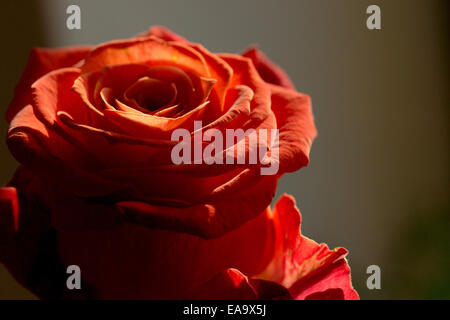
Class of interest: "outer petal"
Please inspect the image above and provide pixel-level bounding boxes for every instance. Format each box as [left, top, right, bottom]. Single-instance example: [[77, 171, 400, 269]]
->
[[242, 47, 295, 90], [186, 268, 292, 300], [32, 68, 93, 126], [256, 194, 359, 300], [0, 169, 76, 299], [218, 54, 272, 122], [269, 84, 317, 173], [141, 25, 188, 42], [0, 187, 19, 244], [7, 46, 92, 122]]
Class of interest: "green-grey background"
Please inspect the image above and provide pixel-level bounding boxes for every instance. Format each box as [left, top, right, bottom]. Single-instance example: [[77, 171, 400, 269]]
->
[[0, 0, 448, 299]]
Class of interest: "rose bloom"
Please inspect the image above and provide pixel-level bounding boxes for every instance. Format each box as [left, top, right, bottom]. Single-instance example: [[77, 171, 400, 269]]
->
[[0, 26, 358, 299]]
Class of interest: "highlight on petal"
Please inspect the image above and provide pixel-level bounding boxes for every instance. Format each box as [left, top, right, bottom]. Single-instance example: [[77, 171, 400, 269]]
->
[[256, 194, 359, 300], [31, 68, 85, 126], [242, 47, 295, 90], [190, 44, 233, 111], [218, 54, 271, 119], [268, 84, 317, 173], [81, 36, 209, 77], [56, 110, 180, 168], [7, 46, 92, 122], [31, 67, 113, 133]]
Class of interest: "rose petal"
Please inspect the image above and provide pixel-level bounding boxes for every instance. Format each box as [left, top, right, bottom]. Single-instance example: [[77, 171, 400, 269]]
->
[[96, 165, 242, 205], [31, 67, 107, 128], [7, 106, 122, 197], [190, 44, 233, 112], [186, 268, 258, 299], [186, 268, 292, 300], [7, 46, 92, 122], [123, 77, 177, 111], [289, 255, 359, 300], [218, 54, 272, 121], [138, 27, 233, 104], [304, 288, 345, 300], [116, 171, 277, 238], [144, 25, 188, 42], [256, 194, 359, 300], [268, 84, 317, 173], [242, 47, 295, 90], [102, 102, 210, 140], [200, 85, 252, 132], [81, 36, 209, 77], [0, 174, 70, 299], [56, 111, 177, 168], [56, 207, 274, 299], [91, 64, 194, 112], [142, 28, 233, 113]]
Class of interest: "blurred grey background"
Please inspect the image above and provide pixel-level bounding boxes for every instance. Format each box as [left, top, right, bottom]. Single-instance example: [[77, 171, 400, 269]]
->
[[1, 0, 449, 299]]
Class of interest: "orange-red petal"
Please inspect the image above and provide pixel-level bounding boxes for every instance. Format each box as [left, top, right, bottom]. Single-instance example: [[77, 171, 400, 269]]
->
[[7, 46, 92, 122], [268, 84, 317, 173], [242, 47, 295, 90], [256, 194, 359, 300]]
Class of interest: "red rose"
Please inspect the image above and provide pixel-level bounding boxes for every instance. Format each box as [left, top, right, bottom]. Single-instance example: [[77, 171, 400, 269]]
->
[[6, 26, 317, 238], [0, 26, 357, 299]]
